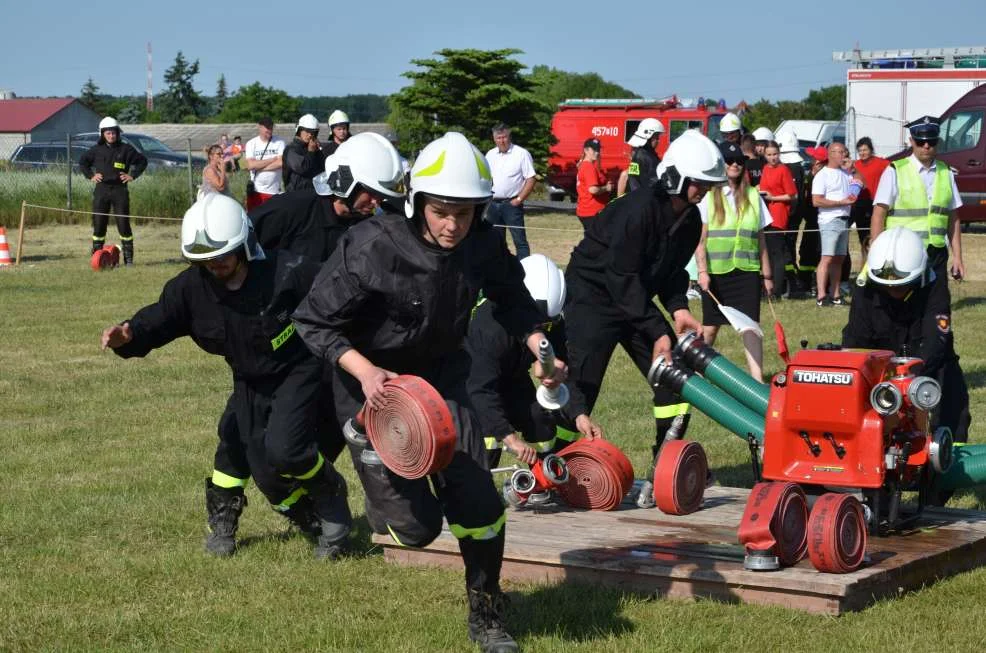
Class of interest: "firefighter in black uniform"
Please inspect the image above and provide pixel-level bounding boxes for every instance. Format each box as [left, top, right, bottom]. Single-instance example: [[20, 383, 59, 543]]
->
[[294, 132, 564, 653], [281, 113, 325, 193], [625, 118, 665, 194], [842, 226, 970, 445], [79, 117, 147, 264], [100, 193, 352, 559], [467, 253, 603, 470], [562, 130, 727, 503]]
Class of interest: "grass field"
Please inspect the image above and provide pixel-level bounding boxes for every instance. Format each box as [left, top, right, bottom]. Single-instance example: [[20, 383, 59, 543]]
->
[[3, 216, 986, 652]]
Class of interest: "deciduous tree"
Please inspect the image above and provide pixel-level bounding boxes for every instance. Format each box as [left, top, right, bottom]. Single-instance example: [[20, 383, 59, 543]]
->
[[218, 82, 300, 123]]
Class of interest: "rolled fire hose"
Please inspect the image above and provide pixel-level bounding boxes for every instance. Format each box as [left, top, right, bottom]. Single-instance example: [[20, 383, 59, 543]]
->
[[360, 375, 457, 479], [653, 440, 708, 515], [807, 493, 867, 574], [675, 331, 770, 416], [556, 439, 634, 511], [649, 357, 765, 444], [90, 244, 121, 271], [933, 444, 986, 491], [737, 481, 809, 571]]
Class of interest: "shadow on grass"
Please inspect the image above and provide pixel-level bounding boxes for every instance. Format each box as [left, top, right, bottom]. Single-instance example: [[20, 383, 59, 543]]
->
[[508, 580, 636, 642], [961, 366, 986, 389], [19, 253, 71, 262]]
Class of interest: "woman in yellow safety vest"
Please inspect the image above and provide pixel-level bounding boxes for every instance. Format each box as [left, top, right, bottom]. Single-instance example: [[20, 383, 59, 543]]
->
[[695, 141, 773, 381]]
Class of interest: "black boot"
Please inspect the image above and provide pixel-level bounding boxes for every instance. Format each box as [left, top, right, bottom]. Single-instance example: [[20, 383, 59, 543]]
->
[[122, 240, 134, 266], [205, 479, 246, 557], [91, 238, 105, 255], [280, 493, 322, 539], [468, 590, 518, 653], [304, 464, 353, 559]]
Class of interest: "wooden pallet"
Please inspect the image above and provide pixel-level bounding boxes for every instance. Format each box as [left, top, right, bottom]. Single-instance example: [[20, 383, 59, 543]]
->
[[371, 485, 986, 615]]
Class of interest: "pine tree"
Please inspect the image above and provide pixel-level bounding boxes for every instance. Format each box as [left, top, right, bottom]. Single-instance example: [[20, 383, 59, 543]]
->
[[158, 51, 204, 122], [80, 77, 103, 114], [215, 74, 228, 116]]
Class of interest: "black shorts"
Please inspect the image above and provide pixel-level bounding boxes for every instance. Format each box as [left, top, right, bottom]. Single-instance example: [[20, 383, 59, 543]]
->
[[702, 269, 762, 327]]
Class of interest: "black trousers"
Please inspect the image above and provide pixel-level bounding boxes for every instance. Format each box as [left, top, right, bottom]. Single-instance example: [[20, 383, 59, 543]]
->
[[763, 226, 787, 296], [334, 351, 506, 593], [797, 208, 821, 287], [92, 184, 133, 240]]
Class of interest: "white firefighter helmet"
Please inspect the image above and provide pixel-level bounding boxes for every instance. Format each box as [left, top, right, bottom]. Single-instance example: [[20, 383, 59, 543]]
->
[[655, 130, 727, 195], [866, 226, 929, 287], [404, 131, 493, 218], [720, 112, 742, 133], [328, 110, 350, 127], [520, 254, 566, 318], [181, 193, 264, 262], [627, 118, 666, 148], [752, 127, 775, 142], [314, 132, 404, 199], [779, 132, 803, 164], [296, 113, 319, 132], [99, 116, 120, 131]]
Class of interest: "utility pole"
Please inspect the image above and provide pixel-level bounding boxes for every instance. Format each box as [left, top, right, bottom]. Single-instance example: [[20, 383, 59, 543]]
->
[[146, 42, 154, 112]]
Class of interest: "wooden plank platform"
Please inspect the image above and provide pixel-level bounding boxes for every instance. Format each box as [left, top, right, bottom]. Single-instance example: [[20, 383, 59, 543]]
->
[[371, 485, 986, 615]]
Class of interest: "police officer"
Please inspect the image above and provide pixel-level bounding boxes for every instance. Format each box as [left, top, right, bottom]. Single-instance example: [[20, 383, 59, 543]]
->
[[562, 130, 726, 504], [842, 226, 970, 450], [100, 194, 352, 559], [321, 109, 351, 156], [252, 132, 406, 261], [281, 113, 325, 192], [466, 254, 603, 470], [625, 118, 665, 193], [294, 132, 564, 653], [870, 115, 965, 293], [79, 117, 147, 264]]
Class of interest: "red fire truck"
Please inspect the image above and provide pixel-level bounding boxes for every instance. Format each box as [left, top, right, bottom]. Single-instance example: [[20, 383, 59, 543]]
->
[[546, 96, 726, 200]]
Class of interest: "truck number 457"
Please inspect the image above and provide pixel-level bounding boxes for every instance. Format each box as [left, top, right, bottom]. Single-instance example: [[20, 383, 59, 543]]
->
[[591, 126, 619, 137]]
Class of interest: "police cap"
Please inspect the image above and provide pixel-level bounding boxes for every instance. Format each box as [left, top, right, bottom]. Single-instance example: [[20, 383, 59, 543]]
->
[[906, 115, 940, 139]]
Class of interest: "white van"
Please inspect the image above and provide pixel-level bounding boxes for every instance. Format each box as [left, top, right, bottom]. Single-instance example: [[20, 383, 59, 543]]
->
[[774, 120, 846, 150]]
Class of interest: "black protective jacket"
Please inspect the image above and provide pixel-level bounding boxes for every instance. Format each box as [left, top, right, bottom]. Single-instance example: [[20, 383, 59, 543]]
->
[[626, 146, 661, 193], [566, 185, 699, 344], [465, 299, 571, 440], [79, 141, 147, 186], [281, 137, 325, 192], [113, 251, 320, 381], [250, 190, 361, 262], [293, 215, 544, 374]]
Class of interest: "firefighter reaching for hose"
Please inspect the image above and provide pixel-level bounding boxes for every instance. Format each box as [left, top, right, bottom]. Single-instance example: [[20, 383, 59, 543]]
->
[[293, 132, 565, 653], [841, 226, 971, 449], [100, 194, 353, 559], [465, 253, 603, 475], [562, 129, 727, 509]]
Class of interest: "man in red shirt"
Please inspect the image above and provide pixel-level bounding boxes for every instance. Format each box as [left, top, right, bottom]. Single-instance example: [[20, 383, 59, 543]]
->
[[851, 136, 889, 258], [576, 138, 612, 230]]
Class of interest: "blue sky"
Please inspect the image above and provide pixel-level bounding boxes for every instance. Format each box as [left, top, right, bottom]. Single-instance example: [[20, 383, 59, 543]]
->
[[2, 0, 985, 105]]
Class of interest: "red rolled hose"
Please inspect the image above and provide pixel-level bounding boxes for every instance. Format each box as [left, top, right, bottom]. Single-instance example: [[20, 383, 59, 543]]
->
[[738, 481, 809, 566], [807, 493, 867, 574], [653, 440, 708, 515], [360, 375, 456, 479], [557, 439, 634, 511]]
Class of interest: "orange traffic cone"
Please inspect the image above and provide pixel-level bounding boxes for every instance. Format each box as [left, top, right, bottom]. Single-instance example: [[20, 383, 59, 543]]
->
[[0, 227, 12, 267]]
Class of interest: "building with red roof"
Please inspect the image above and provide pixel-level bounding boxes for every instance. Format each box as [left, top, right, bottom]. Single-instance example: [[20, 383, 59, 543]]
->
[[0, 97, 101, 158]]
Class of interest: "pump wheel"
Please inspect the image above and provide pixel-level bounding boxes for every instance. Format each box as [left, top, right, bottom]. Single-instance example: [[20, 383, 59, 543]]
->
[[807, 493, 868, 574], [653, 440, 708, 515], [362, 375, 456, 479]]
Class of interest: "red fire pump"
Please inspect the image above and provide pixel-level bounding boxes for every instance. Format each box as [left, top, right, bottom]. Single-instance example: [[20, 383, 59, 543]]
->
[[739, 346, 954, 573]]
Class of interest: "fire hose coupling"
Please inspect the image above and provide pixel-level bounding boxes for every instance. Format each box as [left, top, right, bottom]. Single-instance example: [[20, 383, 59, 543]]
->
[[673, 330, 717, 373], [647, 356, 692, 394], [343, 414, 383, 465], [536, 339, 570, 410], [502, 454, 570, 507], [929, 426, 954, 474]]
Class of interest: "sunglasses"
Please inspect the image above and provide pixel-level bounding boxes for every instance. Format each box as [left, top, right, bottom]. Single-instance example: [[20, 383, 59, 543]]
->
[[914, 138, 939, 147], [724, 157, 746, 167]]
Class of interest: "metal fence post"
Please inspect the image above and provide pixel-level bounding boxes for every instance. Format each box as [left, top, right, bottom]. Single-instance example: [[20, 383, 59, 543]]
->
[[66, 132, 72, 210], [187, 138, 194, 205]]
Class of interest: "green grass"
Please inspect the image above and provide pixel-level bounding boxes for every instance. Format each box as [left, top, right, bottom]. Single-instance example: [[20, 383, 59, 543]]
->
[[3, 218, 986, 652]]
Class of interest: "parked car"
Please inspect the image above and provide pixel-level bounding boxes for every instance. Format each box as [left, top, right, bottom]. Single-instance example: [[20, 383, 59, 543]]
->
[[71, 132, 206, 171], [9, 142, 84, 171]]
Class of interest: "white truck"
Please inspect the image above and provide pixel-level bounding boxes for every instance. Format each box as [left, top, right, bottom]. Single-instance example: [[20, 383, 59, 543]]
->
[[834, 46, 986, 157]]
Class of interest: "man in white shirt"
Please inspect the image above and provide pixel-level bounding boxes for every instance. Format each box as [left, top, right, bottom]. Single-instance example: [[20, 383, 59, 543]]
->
[[811, 142, 855, 306], [244, 117, 286, 211], [485, 123, 536, 259], [870, 115, 964, 287]]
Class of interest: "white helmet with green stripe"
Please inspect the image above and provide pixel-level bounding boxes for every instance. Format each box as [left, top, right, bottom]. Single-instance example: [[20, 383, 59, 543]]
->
[[404, 132, 493, 218]]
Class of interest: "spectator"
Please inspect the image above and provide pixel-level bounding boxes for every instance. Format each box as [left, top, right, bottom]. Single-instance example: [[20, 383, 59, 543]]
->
[[219, 133, 234, 172], [752, 127, 775, 158], [322, 110, 351, 156], [811, 142, 855, 306], [851, 136, 889, 259], [201, 144, 231, 196], [779, 134, 808, 296], [695, 141, 772, 381], [759, 140, 797, 298], [575, 138, 612, 231], [282, 114, 325, 193], [244, 117, 285, 210], [741, 133, 763, 187], [485, 122, 537, 259], [230, 136, 244, 171]]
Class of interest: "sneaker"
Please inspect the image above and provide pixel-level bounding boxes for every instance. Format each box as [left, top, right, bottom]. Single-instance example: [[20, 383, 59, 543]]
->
[[830, 296, 847, 306], [816, 296, 830, 307]]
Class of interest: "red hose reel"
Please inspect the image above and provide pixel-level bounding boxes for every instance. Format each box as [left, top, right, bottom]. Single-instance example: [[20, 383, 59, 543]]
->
[[358, 375, 457, 479], [90, 244, 121, 270], [556, 439, 634, 511], [653, 440, 708, 515]]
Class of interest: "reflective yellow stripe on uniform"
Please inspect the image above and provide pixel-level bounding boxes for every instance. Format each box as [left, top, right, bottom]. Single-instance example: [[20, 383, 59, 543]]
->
[[271, 323, 296, 351], [387, 525, 405, 546], [449, 512, 507, 540], [211, 469, 248, 489], [705, 186, 763, 275], [654, 403, 690, 418], [484, 436, 502, 450], [555, 427, 580, 443], [119, 235, 133, 241], [287, 452, 325, 480], [627, 162, 640, 176], [273, 486, 308, 512], [886, 158, 953, 249]]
